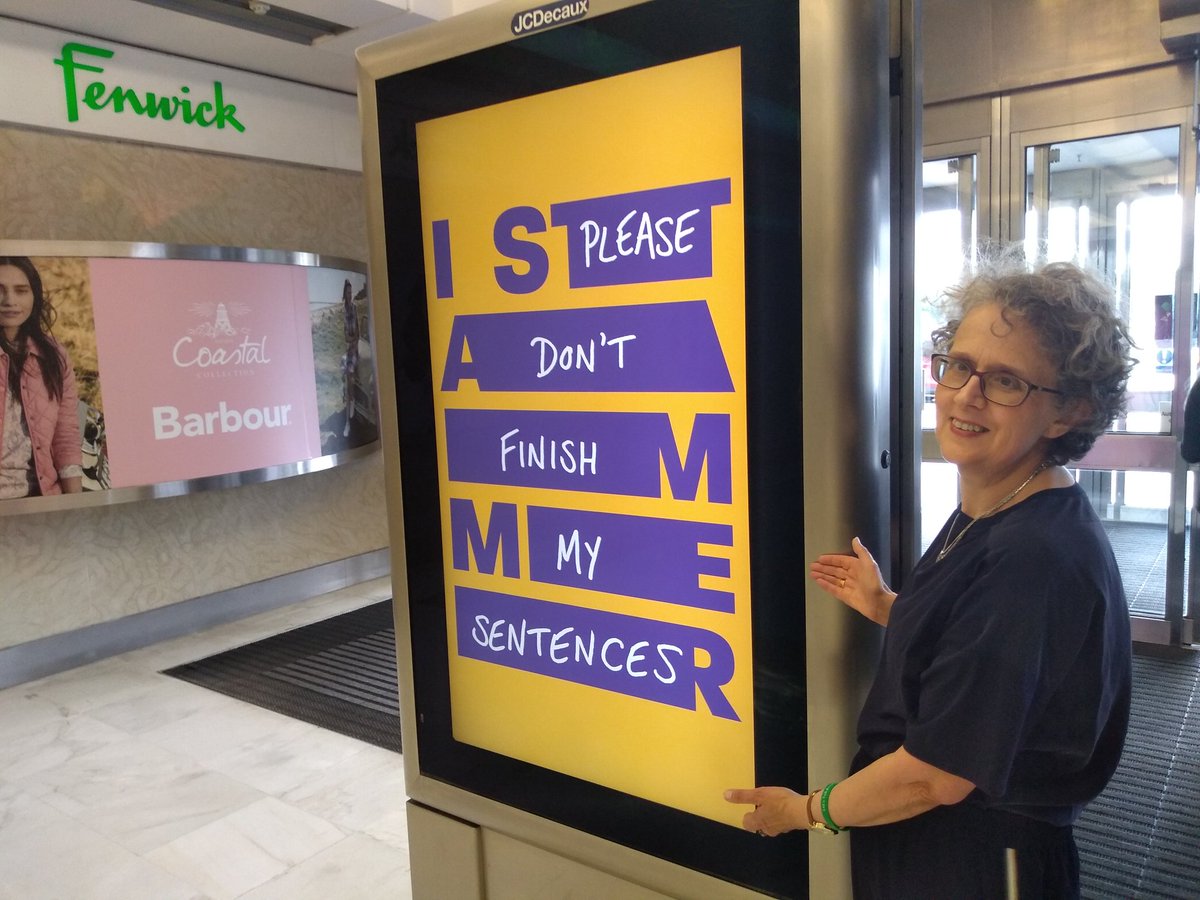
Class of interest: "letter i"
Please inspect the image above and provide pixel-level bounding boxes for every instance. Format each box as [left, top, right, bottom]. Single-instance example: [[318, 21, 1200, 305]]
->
[[179, 85, 194, 123], [432, 219, 454, 299]]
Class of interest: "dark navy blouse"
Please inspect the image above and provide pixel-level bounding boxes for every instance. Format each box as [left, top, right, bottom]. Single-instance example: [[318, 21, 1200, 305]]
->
[[851, 483, 1132, 826]]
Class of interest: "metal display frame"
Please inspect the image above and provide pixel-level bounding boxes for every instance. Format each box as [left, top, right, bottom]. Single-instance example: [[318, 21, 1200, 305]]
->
[[359, 1, 893, 897]]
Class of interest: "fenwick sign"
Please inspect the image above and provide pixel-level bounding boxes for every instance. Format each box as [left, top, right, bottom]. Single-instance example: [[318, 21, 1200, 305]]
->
[[53, 42, 246, 133]]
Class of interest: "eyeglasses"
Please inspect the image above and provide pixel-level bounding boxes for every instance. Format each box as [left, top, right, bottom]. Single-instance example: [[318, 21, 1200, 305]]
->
[[929, 353, 1063, 407]]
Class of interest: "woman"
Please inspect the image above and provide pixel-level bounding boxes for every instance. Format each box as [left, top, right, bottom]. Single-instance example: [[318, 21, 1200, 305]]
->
[[341, 277, 360, 439], [726, 259, 1134, 899], [0, 256, 83, 498]]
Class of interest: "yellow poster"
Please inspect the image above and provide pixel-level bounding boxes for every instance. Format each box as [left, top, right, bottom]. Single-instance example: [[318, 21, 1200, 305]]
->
[[416, 47, 751, 824]]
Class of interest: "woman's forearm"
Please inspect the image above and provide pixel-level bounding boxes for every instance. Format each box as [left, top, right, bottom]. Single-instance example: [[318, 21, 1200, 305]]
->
[[825, 745, 975, 828], [727, 746, 976, 836]]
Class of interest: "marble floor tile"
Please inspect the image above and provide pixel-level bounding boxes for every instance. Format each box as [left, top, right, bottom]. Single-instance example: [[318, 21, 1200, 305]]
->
[[146, 796, 346, 899], [0, 780, 205, 900], [359, 804, 412, 854], [0, 682, 64, 729], [0, 706, 130, 784], [138, 692, 314, 763], [0, 686, 85, 750], [22, 658, 168, 716], [0, 581, 412, 899], [239, 832, 413, 900], [281, 747, 410, 838], [206, 720, 373, 797], [29, 734, 266, 855], [84, 674, 245, 736]]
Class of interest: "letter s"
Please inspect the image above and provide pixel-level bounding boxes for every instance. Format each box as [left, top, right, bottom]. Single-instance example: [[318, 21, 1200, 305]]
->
[[654, 643, 683, 684], [494, 206, 549, 295], [471, 614, 491, 647]]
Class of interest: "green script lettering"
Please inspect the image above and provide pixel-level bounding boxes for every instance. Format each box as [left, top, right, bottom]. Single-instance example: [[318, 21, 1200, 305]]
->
[[211, 82, 245, 132], [54, 43, 113, 122], [54, 41, 246, 134]]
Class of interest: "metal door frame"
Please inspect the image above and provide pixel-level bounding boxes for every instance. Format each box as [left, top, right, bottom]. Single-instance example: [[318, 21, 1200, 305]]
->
[[914, 135, 993, 567]]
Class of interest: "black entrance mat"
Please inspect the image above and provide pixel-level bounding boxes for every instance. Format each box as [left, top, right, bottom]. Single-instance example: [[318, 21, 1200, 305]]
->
[[163, 600, 401, 753], [1076, 649, 1200, 899]]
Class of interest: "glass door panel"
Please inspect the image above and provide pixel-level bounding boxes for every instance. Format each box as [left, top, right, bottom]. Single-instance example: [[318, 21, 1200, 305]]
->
[[1025, 127, 1181, 435], [1024, 126, 1185, 644], [1187, 184, 1200, 643], [917, 154, 979, 551]]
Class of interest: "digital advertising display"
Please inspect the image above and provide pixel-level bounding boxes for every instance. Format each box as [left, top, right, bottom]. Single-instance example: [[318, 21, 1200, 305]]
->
[[373, 0, 808, 894], [421, 47, 752, 825], [0, 248, 378, 511]]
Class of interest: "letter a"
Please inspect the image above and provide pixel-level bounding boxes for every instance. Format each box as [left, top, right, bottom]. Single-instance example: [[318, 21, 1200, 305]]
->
[[441, 318, 482, 391]]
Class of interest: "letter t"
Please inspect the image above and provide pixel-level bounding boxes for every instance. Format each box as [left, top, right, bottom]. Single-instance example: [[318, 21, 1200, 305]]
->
[[54, 43, 114, 123]]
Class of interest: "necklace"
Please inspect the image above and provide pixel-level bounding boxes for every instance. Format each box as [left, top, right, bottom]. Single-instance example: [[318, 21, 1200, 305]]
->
[[936, 461, 1050, 563]]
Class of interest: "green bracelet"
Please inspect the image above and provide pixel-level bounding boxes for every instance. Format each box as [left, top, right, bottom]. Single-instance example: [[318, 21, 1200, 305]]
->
[[820, 782, 845, 832]]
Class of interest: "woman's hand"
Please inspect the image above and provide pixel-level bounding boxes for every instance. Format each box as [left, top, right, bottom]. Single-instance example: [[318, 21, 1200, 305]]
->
[[810, 536, 896, 626], [726, 748, 977, 836], [723, 786, 807, 836]]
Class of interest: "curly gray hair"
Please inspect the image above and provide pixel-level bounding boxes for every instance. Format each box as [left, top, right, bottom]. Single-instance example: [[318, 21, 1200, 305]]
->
[[931, 258, 1136, 465]]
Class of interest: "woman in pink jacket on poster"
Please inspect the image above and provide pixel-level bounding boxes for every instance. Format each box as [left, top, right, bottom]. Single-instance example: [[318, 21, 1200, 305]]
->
[[0, 256, 82, 498]]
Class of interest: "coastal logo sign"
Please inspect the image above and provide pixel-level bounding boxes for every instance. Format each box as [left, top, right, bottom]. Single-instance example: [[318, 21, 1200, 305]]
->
[[511, 0, 588, 36], [172, 300, 271, 376], [87, 257, 322, 484], [53, 42, 246, 133]]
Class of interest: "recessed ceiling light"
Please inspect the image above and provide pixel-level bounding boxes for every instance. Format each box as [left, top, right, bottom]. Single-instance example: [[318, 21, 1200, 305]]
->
[[130, 0, 350, 45]]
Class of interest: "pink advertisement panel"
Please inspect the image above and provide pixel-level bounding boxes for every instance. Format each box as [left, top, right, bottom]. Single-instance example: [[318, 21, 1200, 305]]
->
[[89, 258, 321, 487]]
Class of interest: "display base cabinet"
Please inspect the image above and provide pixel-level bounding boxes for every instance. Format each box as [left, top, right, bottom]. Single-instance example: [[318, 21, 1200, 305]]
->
[[408, 801, 761, 900], [407, 802, 484, 899]]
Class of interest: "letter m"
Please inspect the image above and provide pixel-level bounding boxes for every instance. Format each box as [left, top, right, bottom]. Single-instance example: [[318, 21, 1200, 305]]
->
[[450, 499, 520, 577], [656, 413, 732, 503]]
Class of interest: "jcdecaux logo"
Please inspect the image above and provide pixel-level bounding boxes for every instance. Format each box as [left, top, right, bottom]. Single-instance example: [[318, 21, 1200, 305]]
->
[[512, 0, 588, 36], [53, 42, 246, 133]]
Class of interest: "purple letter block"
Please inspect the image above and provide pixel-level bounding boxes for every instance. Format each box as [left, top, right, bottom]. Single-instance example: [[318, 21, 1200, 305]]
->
[[445, 408, 732, 502], [456, 587, 739, 720], [550, 179, 732, 288], [440, 300, 733, 393], [527, 506, 733, 612]]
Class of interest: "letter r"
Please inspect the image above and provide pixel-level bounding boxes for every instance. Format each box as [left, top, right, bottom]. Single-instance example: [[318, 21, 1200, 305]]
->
[[54, 43, 114, 123]]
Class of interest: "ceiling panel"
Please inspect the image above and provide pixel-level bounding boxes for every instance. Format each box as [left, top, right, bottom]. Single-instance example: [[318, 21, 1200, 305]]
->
[[0, 0, 459, 93]]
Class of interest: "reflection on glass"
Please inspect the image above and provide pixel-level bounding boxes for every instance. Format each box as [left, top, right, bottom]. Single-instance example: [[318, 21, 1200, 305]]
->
[[1025, 127, 1181, 436], [1075, 467, 1173, 618], [918, 156, 979, 542], [919, 460, 959, 553], [918, 155, 977, 431]]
